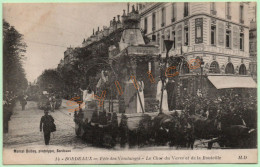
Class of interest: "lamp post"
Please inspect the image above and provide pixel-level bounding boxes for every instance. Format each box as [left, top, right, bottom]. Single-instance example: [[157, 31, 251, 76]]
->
[[159, 40, 173, 113]]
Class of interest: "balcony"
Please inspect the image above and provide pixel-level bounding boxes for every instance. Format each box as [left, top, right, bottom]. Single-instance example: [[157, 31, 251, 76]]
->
[[161, 23, 165, 27], [168, 44, 249, 57], [210, 10, 217, 15], [226, 15, 231, 20]]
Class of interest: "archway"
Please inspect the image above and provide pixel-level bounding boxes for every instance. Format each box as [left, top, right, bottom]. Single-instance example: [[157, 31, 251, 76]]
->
[[209, 61, 220, 73], [225, 63, 234, 74], [239, 64, 247, 75], [182, 61, 190, 74]]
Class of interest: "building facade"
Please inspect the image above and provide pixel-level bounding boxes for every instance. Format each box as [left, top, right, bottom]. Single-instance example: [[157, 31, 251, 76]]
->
[[248, 2, 257, 81], [140, 2, 250, 73], [139, 2, 255, 105]]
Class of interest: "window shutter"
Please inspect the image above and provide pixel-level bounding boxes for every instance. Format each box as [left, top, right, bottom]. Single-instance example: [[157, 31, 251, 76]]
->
[[177, 24, 182, 47], [233, 26, 239, 49], [218, 22, 225, 46]]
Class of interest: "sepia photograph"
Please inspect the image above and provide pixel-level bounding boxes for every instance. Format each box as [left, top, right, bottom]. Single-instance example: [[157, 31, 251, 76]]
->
[[2, 1, 258, 164]]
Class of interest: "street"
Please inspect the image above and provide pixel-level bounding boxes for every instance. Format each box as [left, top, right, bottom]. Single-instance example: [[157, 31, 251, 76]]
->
[[4, 99, 220, 150], [3, 100, 87, 149]]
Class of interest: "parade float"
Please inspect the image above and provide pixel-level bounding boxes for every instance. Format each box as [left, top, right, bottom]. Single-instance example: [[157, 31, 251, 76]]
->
[[73, 7, 171, 147]]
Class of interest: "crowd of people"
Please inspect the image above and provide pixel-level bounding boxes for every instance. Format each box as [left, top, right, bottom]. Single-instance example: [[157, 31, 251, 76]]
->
[[3, 91, 28, 133], [37, 92, 62, 111], [176, 90, 257, 129], [73, 88, 257, 148]]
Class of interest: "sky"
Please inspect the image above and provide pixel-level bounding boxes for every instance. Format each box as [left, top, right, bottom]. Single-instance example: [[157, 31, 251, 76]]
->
[[3, 3, 127, 82]]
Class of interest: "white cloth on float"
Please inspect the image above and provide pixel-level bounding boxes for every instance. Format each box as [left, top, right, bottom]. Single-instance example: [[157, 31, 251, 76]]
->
[[85, 91, 94, 102], [82, 90, 88, 101], [137, 81, 145, 113], [82, 91, 94, 109], [156, 80, 169, 111]]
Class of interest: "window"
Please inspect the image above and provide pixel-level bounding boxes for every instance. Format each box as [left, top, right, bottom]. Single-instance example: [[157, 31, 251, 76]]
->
[[152, 34, 156, 42], [239, 64, 247, 75], [226, 30, 231, 48], [195, 18, 203, 43], [184, 3, 189, 17], [182, 61, 190, 74], [210, 2, 216, 11], [152, 13, 156, 30], [184, 27, 189, 46], [172, 31, 176, 49], [172, 3, 176, 22], [226, 2, 231, 19], [240, 4, 244, 23], [209, 61, 220, 73], [196, 27, 201, 38], [240, 33, 244, 50], [225, 63, 235, 74], [161, 8, 166, 27], [144, 17, 148, 34], [211, 25, 216, 45], [210, 2, 216, 15]]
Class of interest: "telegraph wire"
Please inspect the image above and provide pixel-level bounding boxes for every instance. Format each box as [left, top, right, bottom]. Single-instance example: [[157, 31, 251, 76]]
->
[[25, 40, 68, 48]]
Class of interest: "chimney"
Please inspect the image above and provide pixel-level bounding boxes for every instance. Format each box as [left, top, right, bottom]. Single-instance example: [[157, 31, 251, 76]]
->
[[117, 15, 120, 22], [113, 17, 116, 23], [136, 3, 138, 12], [98, 27, 99, 31], [123, 9, 126, 16], [127, 3, 130, 14], [93, 29, 94, 35]]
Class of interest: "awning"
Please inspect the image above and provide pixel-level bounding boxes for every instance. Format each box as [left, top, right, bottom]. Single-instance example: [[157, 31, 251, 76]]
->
[[208, 76, 257, 89]]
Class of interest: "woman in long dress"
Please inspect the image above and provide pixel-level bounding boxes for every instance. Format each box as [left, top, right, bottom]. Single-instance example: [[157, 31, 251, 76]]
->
[[156, 79, 169, 111]]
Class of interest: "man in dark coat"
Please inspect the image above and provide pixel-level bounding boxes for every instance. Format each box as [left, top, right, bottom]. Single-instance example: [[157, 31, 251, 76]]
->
[[40, 109, 55, 145], [20, 95, 27, 111]]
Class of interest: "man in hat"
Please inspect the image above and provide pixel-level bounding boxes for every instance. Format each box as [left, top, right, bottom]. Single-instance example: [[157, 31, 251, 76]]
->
[[40, 109, 55, 145]]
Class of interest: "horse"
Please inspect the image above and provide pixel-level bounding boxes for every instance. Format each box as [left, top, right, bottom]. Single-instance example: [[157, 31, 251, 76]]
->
[[217, 112, 256, 148], [152, 113, 174, 146], [188, 114, 221, 149]]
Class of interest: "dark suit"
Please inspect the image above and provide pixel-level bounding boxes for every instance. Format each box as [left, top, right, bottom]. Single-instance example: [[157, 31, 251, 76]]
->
[[40, 115, 54, 145]]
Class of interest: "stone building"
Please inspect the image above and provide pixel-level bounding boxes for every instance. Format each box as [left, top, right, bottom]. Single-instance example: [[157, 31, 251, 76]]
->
[[82, 15, 123, 47], [139, 2, 256, 104], [63, 46, 77, 65], [248, 2, 257, 81]]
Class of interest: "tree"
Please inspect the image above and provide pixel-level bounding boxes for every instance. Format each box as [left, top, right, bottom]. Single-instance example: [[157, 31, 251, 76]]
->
[[37, 69, 63, 92], [3, 20, 28, 94]]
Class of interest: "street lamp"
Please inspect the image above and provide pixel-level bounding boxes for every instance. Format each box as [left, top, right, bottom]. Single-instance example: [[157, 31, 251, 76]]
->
[[159, 40, 173, 113]]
